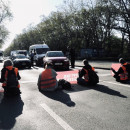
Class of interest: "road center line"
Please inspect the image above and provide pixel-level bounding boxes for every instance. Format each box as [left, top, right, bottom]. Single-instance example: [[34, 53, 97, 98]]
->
[[40, 103, 74, 130], [100, 80, 130, 88], [20, 81, 37, 83], [98, 74, 111, 76]]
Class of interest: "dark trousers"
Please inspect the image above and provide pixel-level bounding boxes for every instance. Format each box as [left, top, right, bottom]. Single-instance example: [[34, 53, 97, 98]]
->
[[71, 58, 75, 68], [77, 78, 89, 86], [31, 58, 33, 66], [113, 75, 129, 83], [4, 86, 21, 96]]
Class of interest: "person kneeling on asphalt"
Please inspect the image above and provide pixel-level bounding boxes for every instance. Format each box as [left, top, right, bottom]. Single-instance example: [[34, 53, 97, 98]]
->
[[37, 62, 59, 91], [0, 59, 21, 97], [77, 59, 99, 86], [111, 58, 130, 83]]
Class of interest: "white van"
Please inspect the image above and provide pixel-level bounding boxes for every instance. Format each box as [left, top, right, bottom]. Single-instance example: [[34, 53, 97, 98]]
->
[[29, 44, 50, 65]]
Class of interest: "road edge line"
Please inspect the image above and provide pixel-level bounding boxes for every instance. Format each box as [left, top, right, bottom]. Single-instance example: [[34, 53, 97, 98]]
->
[[40, 103, 74, 130]]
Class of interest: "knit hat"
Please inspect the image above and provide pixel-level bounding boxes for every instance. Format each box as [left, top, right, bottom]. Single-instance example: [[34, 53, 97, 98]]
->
[[83, 59, 88, 65], [4, 59, 13, 67]]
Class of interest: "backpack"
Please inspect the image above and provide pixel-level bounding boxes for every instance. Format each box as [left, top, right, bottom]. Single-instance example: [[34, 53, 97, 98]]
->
[[58, 79, 72, 89], [6, 68, 18, 88], [88, 69, 99, 85]]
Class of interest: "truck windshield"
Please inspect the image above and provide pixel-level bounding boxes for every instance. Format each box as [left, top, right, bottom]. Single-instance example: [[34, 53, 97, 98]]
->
[[36, 48, 50, 54]]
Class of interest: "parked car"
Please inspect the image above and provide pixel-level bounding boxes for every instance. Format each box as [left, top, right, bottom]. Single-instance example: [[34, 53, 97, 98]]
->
[[12, 54, 31, 68], [43, 51, 69, 70], [10, 50, 29, 60]]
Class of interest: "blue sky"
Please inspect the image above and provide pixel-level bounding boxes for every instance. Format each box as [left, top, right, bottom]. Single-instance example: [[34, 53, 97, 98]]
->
[[2, 0, 65, 50]]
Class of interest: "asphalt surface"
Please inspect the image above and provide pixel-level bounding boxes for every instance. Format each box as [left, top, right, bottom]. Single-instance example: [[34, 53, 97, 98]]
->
[[0, 62, 130, 130]]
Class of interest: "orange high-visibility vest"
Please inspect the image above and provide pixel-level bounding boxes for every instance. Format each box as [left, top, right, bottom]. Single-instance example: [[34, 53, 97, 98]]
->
[[83, 68, 89, 82], [40, 69, 56, 89], [2, 66, 20, 88], [120, 63, 128, 80], [83, 67, 95, 82], [92, 67, 95, 71]]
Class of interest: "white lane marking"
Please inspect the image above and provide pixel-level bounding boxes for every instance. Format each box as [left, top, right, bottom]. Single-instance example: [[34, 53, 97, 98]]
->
[[100, 80, 130, 88], [20, 81, 37, 83], [40, 103, 74, 130], [98, 74, 111, 76]]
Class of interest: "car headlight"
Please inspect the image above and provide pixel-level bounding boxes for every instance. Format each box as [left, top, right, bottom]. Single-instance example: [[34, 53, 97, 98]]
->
[[64, 58, 69, 62]]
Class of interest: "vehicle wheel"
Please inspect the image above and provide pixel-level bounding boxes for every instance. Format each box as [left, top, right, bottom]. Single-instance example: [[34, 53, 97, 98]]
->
[[66, 66, 69, 71], [28, 65, 31, 69], [36, 61, 39, 66]]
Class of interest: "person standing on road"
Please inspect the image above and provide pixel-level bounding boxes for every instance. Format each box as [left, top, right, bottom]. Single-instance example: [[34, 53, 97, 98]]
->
[[37, 62, 59, 91], [69, 47, 75, 68], [30, 50, 34, 67], [111, 58, 130, 83], [77, 59, 99, 86], [0, 59, 21, 97]]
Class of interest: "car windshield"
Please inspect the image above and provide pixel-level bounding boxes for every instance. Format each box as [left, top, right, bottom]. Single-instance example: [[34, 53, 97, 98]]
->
[[18, 52, 27, 56], [47, 52, 64, 57], [16, 55, 26, 59], [36, 48, 50, 54], [0, 53, 3, 56]]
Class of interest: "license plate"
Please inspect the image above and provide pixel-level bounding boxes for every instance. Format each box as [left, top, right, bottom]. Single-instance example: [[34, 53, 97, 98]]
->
[[55, 63, 62, 65]]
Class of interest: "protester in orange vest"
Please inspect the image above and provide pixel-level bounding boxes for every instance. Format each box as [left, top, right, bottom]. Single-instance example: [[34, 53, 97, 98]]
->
[[77, 59, 98, 86], [37, 62, 59, 91], [111, 58, 130, 82], [0, 59, 21, 96]]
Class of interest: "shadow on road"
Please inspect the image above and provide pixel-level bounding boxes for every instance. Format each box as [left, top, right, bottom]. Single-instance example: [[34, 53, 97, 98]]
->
[[93, 84, 127, 98], [0, 95, 24, 129], [67, 84, 127, 98], [40, 90, 76, 107]]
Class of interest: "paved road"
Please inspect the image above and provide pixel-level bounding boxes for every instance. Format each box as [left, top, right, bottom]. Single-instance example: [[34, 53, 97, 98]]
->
[[0, 63, 130, 130]]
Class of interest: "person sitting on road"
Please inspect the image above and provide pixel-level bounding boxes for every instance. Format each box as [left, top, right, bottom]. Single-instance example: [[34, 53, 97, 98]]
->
[[37, 62, 59, 91], [0, 59, 21, 97], [111, 58, 130, 83], [77, 59, 99, 86]]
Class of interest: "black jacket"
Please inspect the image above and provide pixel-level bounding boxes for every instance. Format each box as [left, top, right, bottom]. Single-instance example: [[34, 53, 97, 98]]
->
[[79, 64, 93, 78], [0, 67, 21, 83], [114, 63, 130, 77]]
